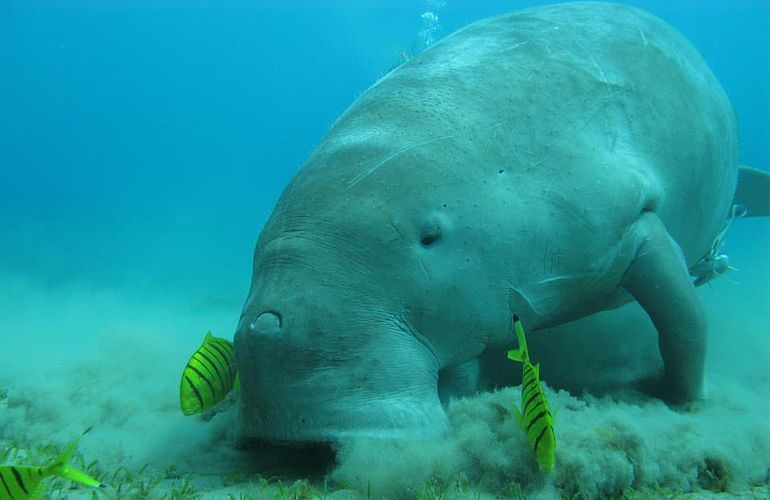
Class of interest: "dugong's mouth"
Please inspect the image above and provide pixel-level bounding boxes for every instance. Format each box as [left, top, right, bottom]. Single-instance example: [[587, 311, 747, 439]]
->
[[235, 438, 338, 476], [234, 315, 447, 443], [239, 391, 448, 443]]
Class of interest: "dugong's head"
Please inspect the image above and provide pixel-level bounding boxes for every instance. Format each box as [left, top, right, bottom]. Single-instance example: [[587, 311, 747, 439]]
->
[[234, 60, 524, 442], [234, 149, 514, 442]]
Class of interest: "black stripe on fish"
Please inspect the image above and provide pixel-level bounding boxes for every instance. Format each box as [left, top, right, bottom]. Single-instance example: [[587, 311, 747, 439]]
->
[[209, 339, 234, 359], [523, 373, 537, 393], [1, 471, 13, 497], [533, 424, 550, 453], [201, 344, 231, 395], [200, 345, 226, 380], [195, 349, 224, 397], [215, 342, 237, 388], [527, 410, 547, 433], [194, 348, 220, 378], [207, 342, 234, 388], [522, 377, 539, 401], [521, 389, 538, 410], [184, 374, 205, 411], [200, 343, 226, 368], [209, 342, 234, 367], [523, 388, 540, 411], [189, 354, 217, 385], [525, 398, 545, 418], [11, 468, 27, 495], [187, 364, 216, 401], [216, 341, 236, 368]]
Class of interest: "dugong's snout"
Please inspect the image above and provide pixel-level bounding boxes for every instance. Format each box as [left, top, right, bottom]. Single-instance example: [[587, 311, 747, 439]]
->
[[234, 301, 447, 442]]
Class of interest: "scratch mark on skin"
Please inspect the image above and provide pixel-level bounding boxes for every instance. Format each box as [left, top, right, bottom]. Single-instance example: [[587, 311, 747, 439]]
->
[[346, 134, 457, 189], [537, 275, 572, 285], [568, 40, 631, 134], [638, 27, 648, 46], [542, 241, 553, 275], [388, 214, 405, 242], [419, 257, 431, 281], [529, 193, 596, 231], [502, 40, 530, 54], [508, 284, 546, 318], [574, 39, 626, 101]]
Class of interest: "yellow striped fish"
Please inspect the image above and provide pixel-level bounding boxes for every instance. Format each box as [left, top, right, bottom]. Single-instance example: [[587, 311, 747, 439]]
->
[[0, 427, 103, 499], [180, 331, 238, 416], [507, 315, 556, 472]]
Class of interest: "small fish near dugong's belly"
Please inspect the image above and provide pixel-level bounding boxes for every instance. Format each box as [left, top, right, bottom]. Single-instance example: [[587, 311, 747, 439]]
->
[[233, 2, 764, 442]]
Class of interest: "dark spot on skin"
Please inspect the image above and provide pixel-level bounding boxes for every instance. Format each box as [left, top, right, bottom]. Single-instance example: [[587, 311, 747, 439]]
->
[[498, 169, 504, 174], [442, 203, 447, 208], [420, 222, 442, 247], [421, 233, 440, 246]]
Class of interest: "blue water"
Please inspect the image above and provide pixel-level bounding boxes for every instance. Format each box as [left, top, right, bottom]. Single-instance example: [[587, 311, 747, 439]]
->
[[1, 0, 767, 303], [1, 2, 769, 497]]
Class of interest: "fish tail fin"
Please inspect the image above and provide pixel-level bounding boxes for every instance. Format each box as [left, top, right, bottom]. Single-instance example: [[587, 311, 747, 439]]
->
[[57, 466, 102, 488], [507, 315, 530, 363], [735, 165, 770, 217], [48, 428, 103, 490], [50, 427, 88, 467], [507, 348, 524, 363]]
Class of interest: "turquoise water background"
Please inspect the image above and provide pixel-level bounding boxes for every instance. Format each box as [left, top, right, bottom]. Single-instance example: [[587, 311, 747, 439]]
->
[[1, 2, 769, 497], [1, 0, 767, 305]]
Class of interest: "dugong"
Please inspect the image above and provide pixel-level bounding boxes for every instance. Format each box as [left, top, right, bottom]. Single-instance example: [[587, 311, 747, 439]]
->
[[234, 2, 770, 441]]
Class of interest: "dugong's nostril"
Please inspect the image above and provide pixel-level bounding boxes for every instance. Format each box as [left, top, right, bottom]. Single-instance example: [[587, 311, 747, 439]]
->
[[249, 311, 282, 337]]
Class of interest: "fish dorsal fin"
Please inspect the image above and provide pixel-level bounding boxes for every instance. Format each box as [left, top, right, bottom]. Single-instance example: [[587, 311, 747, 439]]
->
[[534, 362, 541, 379], [507, 348, 523, 363], [49, 429, 88, 472], [507, 315, 532, 363], [202, 331, 215, 345], [47, 428, 102, 490], [734, 165, 770, 216]]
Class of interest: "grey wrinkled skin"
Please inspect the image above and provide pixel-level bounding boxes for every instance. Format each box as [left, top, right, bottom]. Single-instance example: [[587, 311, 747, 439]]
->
[[234, 2, 741, 442]]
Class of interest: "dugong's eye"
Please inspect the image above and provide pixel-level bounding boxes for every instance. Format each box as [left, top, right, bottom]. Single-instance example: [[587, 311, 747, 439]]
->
[[420, 223, 442, 247]]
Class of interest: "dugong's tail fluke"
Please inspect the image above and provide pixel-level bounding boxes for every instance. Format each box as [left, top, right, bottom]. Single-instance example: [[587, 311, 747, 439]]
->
[[734, 165, 770, 216]]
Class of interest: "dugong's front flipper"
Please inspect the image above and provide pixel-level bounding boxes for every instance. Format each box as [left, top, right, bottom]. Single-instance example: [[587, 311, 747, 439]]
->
[[622, 212, 706, 404]]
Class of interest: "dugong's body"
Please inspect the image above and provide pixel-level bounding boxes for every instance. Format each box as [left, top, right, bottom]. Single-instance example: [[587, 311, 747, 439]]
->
[[234, 2, 767, 441]]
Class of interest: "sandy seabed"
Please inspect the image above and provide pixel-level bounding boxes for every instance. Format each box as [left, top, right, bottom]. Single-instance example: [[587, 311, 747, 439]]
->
[[1, 223, 768, 499]]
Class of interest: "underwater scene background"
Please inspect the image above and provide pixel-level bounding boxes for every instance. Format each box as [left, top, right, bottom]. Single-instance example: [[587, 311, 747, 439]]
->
[[1, 0, 768, 498]]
